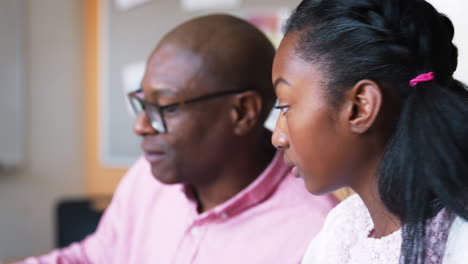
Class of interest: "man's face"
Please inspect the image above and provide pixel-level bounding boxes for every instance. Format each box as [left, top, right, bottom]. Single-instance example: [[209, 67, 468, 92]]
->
[[134, 43, 234, 185]]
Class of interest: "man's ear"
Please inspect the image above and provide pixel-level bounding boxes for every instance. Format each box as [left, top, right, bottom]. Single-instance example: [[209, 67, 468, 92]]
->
[[229, 91, 263, 136], [342, 80, 382, 134]]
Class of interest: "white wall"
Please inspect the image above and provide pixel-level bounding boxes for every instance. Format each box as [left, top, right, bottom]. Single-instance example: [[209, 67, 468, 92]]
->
[[0, 0, 25, 169], [0, 0, 85, 259], [427, 0, 468, 83]]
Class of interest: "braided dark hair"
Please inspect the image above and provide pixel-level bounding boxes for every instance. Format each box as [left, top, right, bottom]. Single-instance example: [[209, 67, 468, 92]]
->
[[285, 0, 468, 263]]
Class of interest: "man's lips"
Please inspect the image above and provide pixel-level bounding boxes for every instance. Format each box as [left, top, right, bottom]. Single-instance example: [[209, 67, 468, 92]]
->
[[144, 151, 165, 163], [141, 142, 166, 163]]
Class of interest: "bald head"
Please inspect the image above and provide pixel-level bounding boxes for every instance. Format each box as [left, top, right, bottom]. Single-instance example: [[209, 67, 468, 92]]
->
[[150, 14, 276, 123]]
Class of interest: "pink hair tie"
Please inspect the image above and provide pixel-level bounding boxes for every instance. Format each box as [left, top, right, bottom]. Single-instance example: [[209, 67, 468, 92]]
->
[[409, 72, 435, 87]]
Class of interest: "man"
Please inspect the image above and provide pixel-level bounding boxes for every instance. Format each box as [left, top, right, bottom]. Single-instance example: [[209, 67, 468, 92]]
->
[[18, 14, 337, 263]]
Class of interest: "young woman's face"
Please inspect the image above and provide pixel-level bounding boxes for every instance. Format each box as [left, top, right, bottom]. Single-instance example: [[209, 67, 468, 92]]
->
[[271, 33, 357, 195]]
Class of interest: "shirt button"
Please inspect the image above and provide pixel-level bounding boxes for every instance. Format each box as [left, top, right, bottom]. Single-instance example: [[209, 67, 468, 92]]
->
[[190, 227, 200, 237]]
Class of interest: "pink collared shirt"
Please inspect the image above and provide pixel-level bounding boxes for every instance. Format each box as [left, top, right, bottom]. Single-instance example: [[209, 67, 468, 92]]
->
[[19, 151, 338, 264]]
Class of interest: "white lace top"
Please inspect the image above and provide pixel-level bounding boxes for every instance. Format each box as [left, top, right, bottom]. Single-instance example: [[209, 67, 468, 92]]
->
[[301, 195, 467, 264]]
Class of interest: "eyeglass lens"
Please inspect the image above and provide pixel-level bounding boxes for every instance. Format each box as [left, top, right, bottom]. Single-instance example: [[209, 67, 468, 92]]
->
[[128, 96, 166, 133]]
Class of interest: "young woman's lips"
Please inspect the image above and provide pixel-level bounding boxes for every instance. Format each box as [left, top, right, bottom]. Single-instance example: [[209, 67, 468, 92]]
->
[[144, 151, 165, 163], [292, 166, 302, 178]]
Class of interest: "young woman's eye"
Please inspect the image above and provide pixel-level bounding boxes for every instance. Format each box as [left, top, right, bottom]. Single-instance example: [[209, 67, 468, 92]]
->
[[274, 105, 290, 115]]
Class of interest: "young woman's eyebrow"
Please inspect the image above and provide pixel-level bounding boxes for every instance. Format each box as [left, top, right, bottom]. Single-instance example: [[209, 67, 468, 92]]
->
[[273, 77, 291, 90]]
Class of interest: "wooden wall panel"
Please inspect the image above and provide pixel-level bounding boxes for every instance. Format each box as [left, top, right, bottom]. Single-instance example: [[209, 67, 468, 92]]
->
[[84, 0, 125, 196]]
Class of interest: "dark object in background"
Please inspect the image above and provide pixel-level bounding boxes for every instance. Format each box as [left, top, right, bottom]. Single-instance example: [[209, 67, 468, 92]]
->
[[55, 197, 108, 248]]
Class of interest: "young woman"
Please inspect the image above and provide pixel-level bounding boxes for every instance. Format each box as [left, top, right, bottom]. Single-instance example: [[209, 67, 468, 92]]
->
[[271, 0, 468, 263]]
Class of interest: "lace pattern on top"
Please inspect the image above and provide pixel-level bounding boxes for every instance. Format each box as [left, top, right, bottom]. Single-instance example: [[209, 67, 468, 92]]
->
[[307, 195, 454, 264], [423, 208, 455, 263]]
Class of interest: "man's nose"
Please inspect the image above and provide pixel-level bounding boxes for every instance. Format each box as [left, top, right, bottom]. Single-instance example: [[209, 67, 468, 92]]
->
[[133, 112, 157, 136]]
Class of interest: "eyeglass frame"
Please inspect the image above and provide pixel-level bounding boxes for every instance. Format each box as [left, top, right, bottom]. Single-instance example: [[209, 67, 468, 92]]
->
[[127, 88, 253, 133]]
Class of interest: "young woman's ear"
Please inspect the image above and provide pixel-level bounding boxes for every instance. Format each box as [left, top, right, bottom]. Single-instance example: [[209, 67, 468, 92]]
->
[[343, 80, 383, 134], [230, 91, 263, 136]]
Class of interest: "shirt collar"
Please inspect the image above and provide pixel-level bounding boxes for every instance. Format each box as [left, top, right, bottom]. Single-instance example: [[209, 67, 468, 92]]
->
[[180, 150, 292, 220]]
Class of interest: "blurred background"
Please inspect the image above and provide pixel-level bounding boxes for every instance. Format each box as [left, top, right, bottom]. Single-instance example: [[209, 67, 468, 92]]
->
[[0, 0, 466, 260]]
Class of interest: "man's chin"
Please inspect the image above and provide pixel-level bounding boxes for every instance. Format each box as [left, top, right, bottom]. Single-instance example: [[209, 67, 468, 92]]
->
[[150, 167, 181, 185]]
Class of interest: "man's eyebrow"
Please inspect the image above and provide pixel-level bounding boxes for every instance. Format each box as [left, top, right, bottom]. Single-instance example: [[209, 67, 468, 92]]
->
[[273, 77, 291, 90], [148, 87, 180, 97]]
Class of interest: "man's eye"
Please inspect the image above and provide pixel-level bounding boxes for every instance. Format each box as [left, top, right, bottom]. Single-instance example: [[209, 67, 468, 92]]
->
[[274, 105, 289, 115], [164, 105, 179, 114]]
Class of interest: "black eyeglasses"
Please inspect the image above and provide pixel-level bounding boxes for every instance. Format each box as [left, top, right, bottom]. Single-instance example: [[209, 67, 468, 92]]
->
[[127, 88, 251, 133]]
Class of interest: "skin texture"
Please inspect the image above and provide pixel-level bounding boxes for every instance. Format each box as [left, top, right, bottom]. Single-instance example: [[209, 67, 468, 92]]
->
[[271, 32, 400, 238], [134, 14, 276, 212]]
